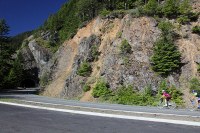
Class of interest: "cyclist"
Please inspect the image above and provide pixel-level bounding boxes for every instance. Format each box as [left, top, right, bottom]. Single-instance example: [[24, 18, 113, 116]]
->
[[197, 92, 200, 109], [189, 90, 198, 110], [191, 90, 200, 109], [161, 90, 171, 107]]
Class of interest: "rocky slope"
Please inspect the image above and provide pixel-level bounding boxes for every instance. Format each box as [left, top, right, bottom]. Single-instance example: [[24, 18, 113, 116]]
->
[[22, 12, 200, 104]]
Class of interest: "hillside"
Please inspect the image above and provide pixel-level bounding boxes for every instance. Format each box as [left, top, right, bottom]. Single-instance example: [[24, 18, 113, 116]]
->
[[5, 0, 199, 107]]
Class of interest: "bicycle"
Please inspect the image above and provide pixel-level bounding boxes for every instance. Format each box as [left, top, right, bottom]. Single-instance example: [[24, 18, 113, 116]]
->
[[157, 98, 176, 109], [187, 98, 200, 111]]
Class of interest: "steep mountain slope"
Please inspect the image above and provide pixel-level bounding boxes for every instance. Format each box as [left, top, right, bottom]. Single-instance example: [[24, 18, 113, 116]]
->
[[40, 15, 163, 99], [18, 0, 200, 107]]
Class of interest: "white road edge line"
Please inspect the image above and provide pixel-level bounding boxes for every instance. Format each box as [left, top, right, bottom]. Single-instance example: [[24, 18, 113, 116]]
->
[[0, 101, 200, 127], [19, 100, 200, 118]]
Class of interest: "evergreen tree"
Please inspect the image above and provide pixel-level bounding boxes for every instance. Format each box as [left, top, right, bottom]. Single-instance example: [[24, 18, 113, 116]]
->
[[77, 0, 99, 21], [162, 0, 179, 17], [158, 21, 175, 42], [7, 53, 24, 88], [0, 19, 12, 89], [150, 37, 181, 76], [151, 21, 181, 77], [144, 0, 159, 16]]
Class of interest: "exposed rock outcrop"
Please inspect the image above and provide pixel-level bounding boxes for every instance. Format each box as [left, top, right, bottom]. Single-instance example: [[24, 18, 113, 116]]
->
[[21, 14, 200, 103], [40, 16, 163, 98]]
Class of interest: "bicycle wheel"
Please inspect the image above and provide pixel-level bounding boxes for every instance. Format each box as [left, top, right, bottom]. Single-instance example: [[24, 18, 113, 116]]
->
[[157, 101, 165, 109], [168, 101, 176, 109], [187, 100, 197, 111]]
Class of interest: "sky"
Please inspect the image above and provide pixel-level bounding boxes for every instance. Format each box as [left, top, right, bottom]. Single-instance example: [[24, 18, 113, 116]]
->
[[0, 0, 67, 36]]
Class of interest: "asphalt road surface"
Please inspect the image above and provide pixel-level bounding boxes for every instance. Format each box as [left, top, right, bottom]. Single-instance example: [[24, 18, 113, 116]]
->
[[0, 104, 199, 133], [1, 91, 200, 117]]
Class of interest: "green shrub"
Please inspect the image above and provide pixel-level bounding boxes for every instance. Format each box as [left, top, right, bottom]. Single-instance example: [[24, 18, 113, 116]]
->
[[90, 45, 100, 61], [162, 0, 179, 18], [177, 15, 190, 24], [110, 10, 126, 18], [40, 72, 49, 87], [192, 26, 200, 35], [92, 80, 111, 98], [120, 39, 132, 54], [189, 12, 199, 22], [178, 0, 191, 15], [116, 31, 122, 38], [100, 9, 110, 17], [123, 56, 130, 67], [83, 84, 90, 92], [168, 85, 183, 105], [77, 61, 92, 77], [35, 37, 58, 53], [110, 85, 155, 106], [143, 0, 159, 16], [139, 85, 155, 106], [189, 78, 200, 94], [158, 21, 174, 36], [129, 8, 143, 18], [110, 85, 138, 105], [157, 80, 168, 95], [197, 64, 200, 73]]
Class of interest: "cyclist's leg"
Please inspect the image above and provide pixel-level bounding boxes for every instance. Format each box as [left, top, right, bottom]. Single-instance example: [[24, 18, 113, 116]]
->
[[164, 98, 168, 106], [160, 97, 163, 103], [166, 98, 170, 107]]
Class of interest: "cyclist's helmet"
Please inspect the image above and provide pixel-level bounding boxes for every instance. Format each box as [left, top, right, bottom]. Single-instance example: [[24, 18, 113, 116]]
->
[[192, 90, 198, 96]]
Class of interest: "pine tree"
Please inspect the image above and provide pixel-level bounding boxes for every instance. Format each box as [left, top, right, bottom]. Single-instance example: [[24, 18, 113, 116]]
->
[[150, 37, 181, 76], [0, 19, 12, 89], [7, 53, 24, 88], [151, 21, 181, 76]]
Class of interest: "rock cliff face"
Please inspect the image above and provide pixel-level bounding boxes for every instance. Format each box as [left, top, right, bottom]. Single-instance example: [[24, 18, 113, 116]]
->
[[22, 14, 200, 102], [40, 15, 163, 99]]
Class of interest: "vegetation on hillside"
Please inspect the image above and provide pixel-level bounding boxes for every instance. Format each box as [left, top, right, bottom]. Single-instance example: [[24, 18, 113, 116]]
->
[[92, 79, 183, 106], [120, 39, 132, 54], [0, 19, 33, 89], [150, 21, 181, 77], [92, 79, 111, 98], [157, 80, 183, 105], [77, 61, 92, 77], [0, 19, 12, 89], [1, 0, 199, 107], [192, 26, 200, 35], [189, 78, 200, 94], [34, 0, 199, 53]]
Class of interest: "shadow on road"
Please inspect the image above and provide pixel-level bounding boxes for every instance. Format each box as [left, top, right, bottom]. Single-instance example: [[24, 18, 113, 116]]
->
[[0, 88, 40, 99]]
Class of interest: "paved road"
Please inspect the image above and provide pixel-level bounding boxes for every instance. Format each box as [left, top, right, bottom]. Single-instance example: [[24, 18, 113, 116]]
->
[[0, 104, 199, 133], [0, 89, 200, 118]]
